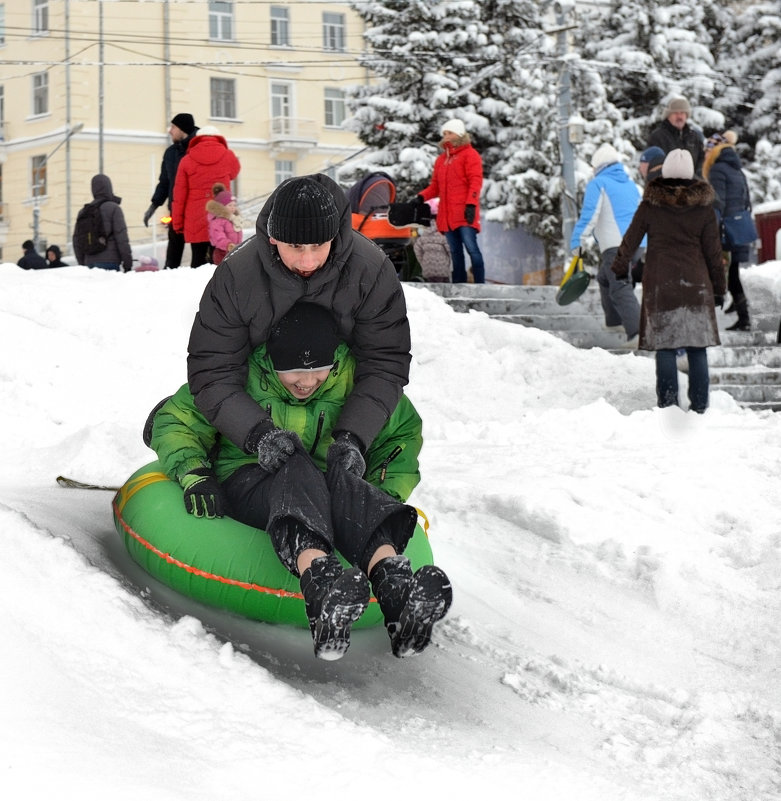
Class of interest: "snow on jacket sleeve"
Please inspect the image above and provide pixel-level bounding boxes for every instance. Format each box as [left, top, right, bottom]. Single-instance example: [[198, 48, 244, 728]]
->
[[365, 394, 422, 503], [186, 265, 268, 451], [330, 243, 412, 450], [148, 383, 220, 483]]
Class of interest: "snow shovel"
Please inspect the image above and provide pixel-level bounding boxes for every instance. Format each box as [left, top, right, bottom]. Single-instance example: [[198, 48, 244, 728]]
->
[[555, 250, 591, 306]]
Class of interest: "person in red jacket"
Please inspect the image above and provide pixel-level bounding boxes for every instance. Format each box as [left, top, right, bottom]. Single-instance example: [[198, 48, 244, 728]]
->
[[416, 118, 485, 283], [172, 126, 241, 267]]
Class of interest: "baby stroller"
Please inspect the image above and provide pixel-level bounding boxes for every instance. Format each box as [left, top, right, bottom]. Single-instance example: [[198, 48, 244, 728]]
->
[[347, 172, 431, 281]]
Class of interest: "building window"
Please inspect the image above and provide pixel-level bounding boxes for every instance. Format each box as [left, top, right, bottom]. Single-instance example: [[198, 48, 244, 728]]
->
[[322, 12, 345, 52], [271, 82, 292, 135], [275, 160, 294, 186], [324, 88, 346, 127], [0, 4, 6, 46], [31, 154, 47, 197], [210, 77, 236, 119], [209, 0, 233, 41], [0, 85, 4, 141], [33, 0, 48, 34], [32, 72, 48, 116], [270, 6, 290, 47]]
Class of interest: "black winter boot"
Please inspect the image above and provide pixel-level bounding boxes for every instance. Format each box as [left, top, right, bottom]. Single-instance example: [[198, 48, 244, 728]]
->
[[300, 554, 370, 661], [370, 555, 453, 658], [726, 295, 750, 331]]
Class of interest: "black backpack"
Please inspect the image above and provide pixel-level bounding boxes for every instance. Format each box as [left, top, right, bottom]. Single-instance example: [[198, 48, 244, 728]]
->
[[74, 201, 108, 256]]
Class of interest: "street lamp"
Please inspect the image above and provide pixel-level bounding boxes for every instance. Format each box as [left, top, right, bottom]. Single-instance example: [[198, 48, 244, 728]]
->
[[31, 122, 84, 252]]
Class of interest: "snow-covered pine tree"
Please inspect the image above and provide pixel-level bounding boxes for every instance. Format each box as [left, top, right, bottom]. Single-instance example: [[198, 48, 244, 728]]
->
[[341, 0, 486, 193], [573, 0, 728, 146], [722, 1, 781, 200]]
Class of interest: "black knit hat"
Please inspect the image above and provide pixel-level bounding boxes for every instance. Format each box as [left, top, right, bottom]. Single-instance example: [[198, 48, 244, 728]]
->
[[267, 303, 341, 372], [170, 113, 196, 135], [267, 177, 340, 244]]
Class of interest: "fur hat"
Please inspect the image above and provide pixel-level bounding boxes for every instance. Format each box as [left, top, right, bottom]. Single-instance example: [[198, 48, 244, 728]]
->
[[266, 303, 340, 372], [662, 149, 694, 180], [591, 143, 620, 170], [170, 113, 196, 135], [267, 177, 340, 244], [441, 118, 466, 137], [196, 125, 221, 136], [663, 97, 692, 118]]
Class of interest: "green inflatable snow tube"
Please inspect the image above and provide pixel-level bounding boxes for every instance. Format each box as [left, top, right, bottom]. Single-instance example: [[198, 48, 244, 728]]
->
[[112, 461, 435, 628]]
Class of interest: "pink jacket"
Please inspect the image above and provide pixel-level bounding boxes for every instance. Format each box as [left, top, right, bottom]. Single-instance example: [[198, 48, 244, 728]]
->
[[206, 198, 243, 252], [172, 135, 240, 243]]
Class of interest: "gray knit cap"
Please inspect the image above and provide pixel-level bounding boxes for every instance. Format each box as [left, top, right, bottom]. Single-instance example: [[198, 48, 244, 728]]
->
[[267, 177, 340, 244]]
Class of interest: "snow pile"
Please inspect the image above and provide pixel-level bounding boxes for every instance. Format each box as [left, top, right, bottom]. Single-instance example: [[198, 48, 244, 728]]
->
[[1, 261, 780, 800]]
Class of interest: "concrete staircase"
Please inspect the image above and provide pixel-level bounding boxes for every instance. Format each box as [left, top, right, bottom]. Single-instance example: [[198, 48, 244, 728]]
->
[[417, 282, 781, 411]]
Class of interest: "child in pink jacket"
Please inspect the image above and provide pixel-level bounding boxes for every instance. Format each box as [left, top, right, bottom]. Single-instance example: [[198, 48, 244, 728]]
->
[[206, 183, 243, 265]]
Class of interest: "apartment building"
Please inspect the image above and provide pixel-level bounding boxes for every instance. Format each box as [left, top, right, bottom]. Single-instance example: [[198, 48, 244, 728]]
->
[[0, 0, 369, 262]]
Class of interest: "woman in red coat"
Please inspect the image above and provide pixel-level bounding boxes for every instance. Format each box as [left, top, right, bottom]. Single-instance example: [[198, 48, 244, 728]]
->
[[417, 119, 485, 283], [172, 126, 241, 267]]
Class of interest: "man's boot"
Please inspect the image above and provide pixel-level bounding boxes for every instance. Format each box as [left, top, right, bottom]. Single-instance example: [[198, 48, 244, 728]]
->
[[300, 554, 370, 661], [726, 294, 750, 331], [370, 555, 453, 658]]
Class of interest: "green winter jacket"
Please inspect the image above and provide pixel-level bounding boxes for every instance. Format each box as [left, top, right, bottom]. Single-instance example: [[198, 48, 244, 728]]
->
[[149, 342, 422, 503]]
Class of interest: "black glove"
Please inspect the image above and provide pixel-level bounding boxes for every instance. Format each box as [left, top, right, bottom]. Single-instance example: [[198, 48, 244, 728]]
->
[[412, 195, 425, 205], [180, 468, 226, 519], [327, 431, 366, 478], [714, 295, 724, 309], [256, 429, 299, 473], [143, 204, 157, 227], [464, 204, 476, 224]]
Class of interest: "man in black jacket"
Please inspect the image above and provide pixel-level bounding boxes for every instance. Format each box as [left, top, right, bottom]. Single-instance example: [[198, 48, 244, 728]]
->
[[647, 96, 705, 177], [143, 113, 198, 269], [17, 240, 48, 270], [187, 173, 411, 480]]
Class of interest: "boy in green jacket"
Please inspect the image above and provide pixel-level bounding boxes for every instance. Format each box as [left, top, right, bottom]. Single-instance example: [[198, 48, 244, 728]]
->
[[147, 303, 451, 661]]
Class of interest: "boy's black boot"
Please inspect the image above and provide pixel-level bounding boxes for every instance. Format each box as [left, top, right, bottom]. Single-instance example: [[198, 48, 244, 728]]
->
[[299, 554, 370, 661], [370, 555, 453, 658]]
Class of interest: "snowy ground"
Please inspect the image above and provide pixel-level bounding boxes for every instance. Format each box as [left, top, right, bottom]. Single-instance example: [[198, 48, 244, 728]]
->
[[1, 260, 780, 800]]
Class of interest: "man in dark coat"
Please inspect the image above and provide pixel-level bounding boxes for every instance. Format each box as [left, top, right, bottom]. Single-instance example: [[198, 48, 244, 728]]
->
[[73, 174, 133, 272], [17, 240, 48, 270], [143, 113, 198, 269], [648, 97, 705, 177], [187, 173, 411, 474]]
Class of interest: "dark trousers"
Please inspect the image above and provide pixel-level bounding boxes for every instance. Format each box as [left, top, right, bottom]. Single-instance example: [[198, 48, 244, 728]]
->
[[656, 347, 709, 412], [189, 241, 212, 268], [165, 226, 185, 269], [222, 444, 417, 576]]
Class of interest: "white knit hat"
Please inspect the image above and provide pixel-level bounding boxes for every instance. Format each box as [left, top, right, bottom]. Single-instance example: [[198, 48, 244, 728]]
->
[[661, 149, 694, 180], [196, 125, 221, 136], [591, 143, 620, 170], [441, 118, 466, 137]]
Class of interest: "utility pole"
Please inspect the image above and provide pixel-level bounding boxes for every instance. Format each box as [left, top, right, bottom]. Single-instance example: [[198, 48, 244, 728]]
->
[[32, 123, 85, 251], [554, 2, 579, 253]]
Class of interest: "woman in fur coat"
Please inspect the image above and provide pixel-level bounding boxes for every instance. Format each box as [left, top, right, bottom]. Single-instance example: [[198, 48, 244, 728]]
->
[[612, 149, 726, 413], [207, 183, 243, 265]]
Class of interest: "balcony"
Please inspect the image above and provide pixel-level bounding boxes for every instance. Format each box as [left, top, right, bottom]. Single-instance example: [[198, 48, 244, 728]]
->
[[269, 117, 319, 149]]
